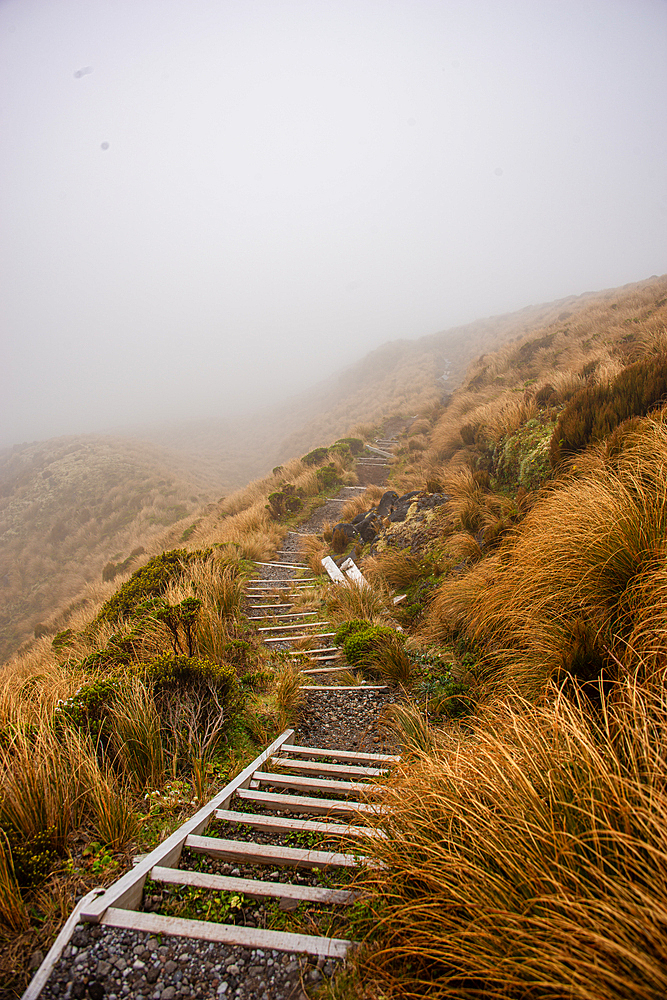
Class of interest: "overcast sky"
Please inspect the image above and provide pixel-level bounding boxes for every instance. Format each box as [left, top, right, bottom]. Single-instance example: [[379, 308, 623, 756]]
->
[[1, 0, 666, 447]]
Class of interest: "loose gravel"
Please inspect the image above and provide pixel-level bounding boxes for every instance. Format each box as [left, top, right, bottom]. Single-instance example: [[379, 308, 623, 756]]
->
[[39, 925, 333, 1000]]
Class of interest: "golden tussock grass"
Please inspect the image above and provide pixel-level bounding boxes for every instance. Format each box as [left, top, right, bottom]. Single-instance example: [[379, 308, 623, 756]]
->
[[364, 549, 423, 590], [339, 485, 385, 522], [357, 672, 667, 1000], [425, 413, 667, 694], [298, 534, 329, 575], [324, 579, 394, 625]]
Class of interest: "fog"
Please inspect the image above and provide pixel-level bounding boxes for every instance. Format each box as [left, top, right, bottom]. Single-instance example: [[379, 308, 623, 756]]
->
[[1, 0, 665, 448]]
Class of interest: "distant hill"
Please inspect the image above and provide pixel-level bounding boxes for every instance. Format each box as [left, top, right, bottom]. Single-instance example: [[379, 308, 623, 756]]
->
[[0, 435, 208, 661]]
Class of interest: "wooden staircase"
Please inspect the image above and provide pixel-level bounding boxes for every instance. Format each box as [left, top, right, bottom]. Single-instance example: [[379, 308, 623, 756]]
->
[[79, 730, 398, 959]]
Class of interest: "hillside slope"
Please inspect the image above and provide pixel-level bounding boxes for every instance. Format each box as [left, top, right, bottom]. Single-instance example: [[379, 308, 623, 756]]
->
[[0, 436, 208, 662]]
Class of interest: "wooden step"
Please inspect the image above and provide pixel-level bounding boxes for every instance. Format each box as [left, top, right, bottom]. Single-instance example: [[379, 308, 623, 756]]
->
[[236, 788, 381, 816], [248, 604, 317, 622], [301, 656, 343, 664], [150, 865, 359, 905], [300, 665, 347, 675], [264, 633, 335, 643], [257, 621, 329, 632], [252, 771, 383, 796], [285, 744, 400, 764], [185, 834, 364, 869], [271, 756, 386, 778], [289, 646, 339, 656], [101, 907, 354, 959], [301, 685, 389, 691], [253, 561, 309, 569], [246, 604, 294, 610], [214, 809, 377, 838]]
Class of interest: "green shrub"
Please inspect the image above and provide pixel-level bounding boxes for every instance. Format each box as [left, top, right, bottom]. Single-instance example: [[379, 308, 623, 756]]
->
[[143, 655, 242, 761], [334, 621, 403, 667], [141, 596, 202, 656], [301, 447, 329, 466], [316, 463, 340, 490], [51, 629, 74, 652], [334, 437, 364, 455], [550, 355, 667, 466], [95, 549, 212, 625], [54, 677, 121, 741], [266, 486, 303, 519], [221, 640, 253, 671]]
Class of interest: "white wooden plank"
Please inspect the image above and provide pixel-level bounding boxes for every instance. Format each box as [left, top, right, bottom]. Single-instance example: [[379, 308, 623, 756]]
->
[[250, 578, 318, 583], [340, 558, 369, 588], [271, 757, 385, 778], [185, 834, 364, 869], [150, 866, 358, 905], [246, 604, 294, 609], [321, 556, 347, 584], [101, 908, 354, 959], [253, 771, 383, 796], [300, 665, 346, 675], [214, 809, 377, 837], [301, 685, 389, 691], [236, 788, 382, 816], [80, 729, 295, 922], [288, 646, 339, 655], [247, 612, 317, 620], [264, 633, 335, 643], [285, 745, 400, 763], [300, 656, 343, 664], [257, 622, 329, 631], [253, 561, 309, 568]]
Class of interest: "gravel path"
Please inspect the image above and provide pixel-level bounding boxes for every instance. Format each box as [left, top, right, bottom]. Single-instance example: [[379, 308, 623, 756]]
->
[[39, 925, 331, 1000], [34, 477, 397, 1000]]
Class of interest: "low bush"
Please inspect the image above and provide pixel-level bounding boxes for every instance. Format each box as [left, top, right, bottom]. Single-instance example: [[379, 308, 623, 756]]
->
[[95, 549, 212, 625], [316, 463, 341, 490], [301, 447, 329, 466], [266, 486, 303, 519]]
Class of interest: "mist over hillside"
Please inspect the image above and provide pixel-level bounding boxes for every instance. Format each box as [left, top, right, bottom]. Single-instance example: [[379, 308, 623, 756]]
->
[[138, 279, 651, 488], [3, 273, 664, 666]]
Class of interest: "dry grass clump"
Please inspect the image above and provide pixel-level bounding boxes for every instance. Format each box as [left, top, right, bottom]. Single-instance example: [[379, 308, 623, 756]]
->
[[274, 661, 304, 731], [299, 534, 328, 575], [364, 549, 423, 590], [369, 634, 416, 687], [110, 678, 167, 791], [358, 673, 667, 1000], [339, 485, 385, 522], [426, 413, 667, 693], [406, 434, 426, 453], [324, 580, 394, 626], [408, 418, 432, 436]]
